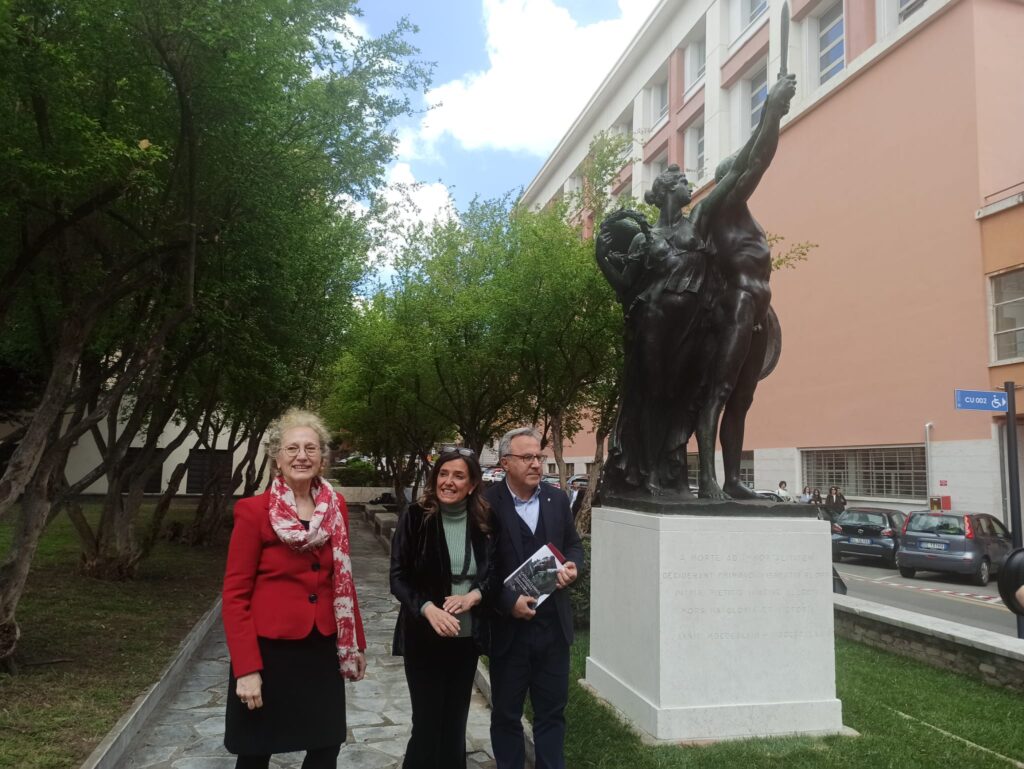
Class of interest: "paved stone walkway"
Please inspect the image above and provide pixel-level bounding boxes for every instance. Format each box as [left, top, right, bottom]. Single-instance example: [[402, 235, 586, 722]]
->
[[123, 513, 497, 768]]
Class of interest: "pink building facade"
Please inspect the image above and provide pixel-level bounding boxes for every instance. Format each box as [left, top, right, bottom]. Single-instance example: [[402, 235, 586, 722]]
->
[[523, 0, 1024, 516]]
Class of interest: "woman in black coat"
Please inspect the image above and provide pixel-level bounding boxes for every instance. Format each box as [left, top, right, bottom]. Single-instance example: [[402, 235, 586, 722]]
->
[[825, 486, 847, 509], [390, 448, 496, 769]]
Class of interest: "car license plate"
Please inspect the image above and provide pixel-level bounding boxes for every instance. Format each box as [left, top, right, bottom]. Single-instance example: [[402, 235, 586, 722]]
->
[[849, 537, 872, 545], [919, 541, 947, 550]]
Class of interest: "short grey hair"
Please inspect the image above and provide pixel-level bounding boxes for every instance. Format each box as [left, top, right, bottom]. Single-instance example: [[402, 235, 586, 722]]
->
[[265, 408, 331, 468], [498, 427, 542, 459]]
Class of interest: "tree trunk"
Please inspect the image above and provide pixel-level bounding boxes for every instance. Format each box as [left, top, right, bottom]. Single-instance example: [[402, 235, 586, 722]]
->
[[140, 458, 189, 556], [0, 425, 67, 669], [576, 425, 610, 535], [0, 317, 92, 518], [550, 412, 569, 492]]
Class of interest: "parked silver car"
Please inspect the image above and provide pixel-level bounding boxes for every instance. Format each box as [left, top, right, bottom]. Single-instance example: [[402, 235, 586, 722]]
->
[[896, 511, 1014, 586]]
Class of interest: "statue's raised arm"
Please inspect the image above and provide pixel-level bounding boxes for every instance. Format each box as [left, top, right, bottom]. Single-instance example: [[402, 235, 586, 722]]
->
[[690, 73, 796, 235]]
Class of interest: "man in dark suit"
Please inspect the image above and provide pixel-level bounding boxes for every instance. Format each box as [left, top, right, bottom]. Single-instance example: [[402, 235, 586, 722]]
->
[[484, 427, 585, 769]]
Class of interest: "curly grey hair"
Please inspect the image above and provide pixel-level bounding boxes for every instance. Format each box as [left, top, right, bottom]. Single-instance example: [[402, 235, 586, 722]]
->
[[265, 408, 331, 468], [498, 427, 542, 458]]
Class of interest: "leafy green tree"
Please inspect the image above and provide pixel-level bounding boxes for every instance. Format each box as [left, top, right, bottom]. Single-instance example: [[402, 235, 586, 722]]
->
[[0, 0, 428, 668]]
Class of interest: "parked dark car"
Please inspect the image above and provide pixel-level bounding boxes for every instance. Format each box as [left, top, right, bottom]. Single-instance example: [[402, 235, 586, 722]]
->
[[896, 511, 1014, 586], [831, 507, 906, 568]]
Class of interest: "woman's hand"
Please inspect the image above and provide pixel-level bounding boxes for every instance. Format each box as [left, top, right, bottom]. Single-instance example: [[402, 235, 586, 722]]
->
[[351, 651, 367, 681], [443, 589, 481, 615], [236, 672, 263, 710], [424, 603, 460, 637]]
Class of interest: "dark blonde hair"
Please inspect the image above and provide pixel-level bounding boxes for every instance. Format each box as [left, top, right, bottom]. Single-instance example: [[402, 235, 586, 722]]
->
[[420, 449, 491, 534]]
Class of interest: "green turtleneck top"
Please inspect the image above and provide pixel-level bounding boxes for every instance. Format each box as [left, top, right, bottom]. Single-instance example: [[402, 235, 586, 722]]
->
[[419, 500, 476, 638]]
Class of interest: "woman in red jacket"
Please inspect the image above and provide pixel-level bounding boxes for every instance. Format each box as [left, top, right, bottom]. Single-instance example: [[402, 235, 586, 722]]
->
[[222, 408, 366, 769]]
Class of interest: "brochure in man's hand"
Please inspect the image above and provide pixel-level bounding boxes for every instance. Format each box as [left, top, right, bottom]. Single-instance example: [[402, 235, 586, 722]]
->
[[503, 542, 566, 607]]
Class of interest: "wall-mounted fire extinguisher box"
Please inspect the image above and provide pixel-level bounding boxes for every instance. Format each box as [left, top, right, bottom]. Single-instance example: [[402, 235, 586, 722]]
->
[[929, 495, 952, 510]]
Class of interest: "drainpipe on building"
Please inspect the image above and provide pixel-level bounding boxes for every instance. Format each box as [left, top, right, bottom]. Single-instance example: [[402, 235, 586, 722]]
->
[[924, 422, 934, 498]]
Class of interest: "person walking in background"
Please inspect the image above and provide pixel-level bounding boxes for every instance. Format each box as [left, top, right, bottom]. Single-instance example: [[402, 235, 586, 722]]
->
[[390, 447, 496, 769], [799, 485, 812, 503], [485, 428, 585, 769], [810, 488, 824, 505], [221, 408, 366, 769], [775, 480, 791, 501]]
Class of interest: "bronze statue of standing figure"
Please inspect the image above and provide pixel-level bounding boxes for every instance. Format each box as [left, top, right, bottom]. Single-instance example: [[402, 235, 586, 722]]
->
[[596, 73, 796, 502]]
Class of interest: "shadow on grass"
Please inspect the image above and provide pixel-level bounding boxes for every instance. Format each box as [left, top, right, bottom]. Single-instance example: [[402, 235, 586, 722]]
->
[[564, 631, 1024, 769], [0, 502, 227, 769]]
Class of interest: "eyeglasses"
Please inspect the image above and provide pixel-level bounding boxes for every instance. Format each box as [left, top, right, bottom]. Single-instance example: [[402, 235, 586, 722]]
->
[[281, 444, 322, 458], [440, 447, 475, 458], [504, 453, 547, 465]]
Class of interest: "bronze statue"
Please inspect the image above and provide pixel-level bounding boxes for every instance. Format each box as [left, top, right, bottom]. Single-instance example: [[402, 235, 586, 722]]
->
[[596, 73, 796, 502]]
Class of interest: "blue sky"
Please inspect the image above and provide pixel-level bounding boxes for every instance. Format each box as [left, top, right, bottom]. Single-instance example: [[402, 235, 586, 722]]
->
[[356, 0, 659, 221]]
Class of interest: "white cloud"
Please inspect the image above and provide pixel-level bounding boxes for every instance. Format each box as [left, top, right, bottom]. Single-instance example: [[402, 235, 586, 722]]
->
[[362, 163, 455, 276], [406, 0, 659, 158]]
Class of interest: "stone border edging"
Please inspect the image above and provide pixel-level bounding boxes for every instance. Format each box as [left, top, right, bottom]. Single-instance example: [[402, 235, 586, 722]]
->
[[834, 594, 1024, 690], [475, 661, 535, 768], [79, 597, 223, 769]]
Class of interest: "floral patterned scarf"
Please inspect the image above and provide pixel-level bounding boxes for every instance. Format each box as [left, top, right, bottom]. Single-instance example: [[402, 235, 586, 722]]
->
[[268, 474, 361, 678]]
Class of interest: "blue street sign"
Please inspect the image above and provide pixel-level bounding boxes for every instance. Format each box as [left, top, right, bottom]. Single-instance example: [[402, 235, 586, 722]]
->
[[954, 389, 1008, 412]]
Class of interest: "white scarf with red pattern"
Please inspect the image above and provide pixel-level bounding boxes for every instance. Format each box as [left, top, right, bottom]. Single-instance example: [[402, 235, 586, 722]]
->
[[268, 474, 360, 678]]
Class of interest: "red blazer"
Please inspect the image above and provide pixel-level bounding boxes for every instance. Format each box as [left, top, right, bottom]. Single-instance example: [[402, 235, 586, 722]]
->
[[222, 489, 366, 677]]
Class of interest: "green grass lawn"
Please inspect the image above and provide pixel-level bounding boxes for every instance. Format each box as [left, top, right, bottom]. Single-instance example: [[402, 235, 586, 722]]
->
[[565, 631, 1024, 768], [0, 502, 226, 769]]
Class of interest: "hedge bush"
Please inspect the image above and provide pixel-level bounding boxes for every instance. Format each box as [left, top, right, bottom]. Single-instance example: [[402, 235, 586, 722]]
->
[[571, 536, 592, 629], [332, 460, 380, 487]]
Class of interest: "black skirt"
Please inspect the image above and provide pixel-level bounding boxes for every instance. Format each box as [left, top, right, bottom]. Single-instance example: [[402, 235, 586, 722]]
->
[[225, 628, 346, 755]]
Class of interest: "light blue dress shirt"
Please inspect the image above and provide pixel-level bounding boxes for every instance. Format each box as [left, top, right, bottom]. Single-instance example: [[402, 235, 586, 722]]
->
[[506, 480, 542, 534]]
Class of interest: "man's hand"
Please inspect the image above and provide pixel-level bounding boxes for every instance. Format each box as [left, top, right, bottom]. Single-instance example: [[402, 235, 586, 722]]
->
[[556, 560, 578, 589], [424, 603, 461, 637], [767, 73, 797, 115], [511, 594, 537, 620], [236, 672, 263, 710]]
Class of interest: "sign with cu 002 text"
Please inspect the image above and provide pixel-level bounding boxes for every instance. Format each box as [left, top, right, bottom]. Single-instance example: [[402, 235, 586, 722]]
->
[[954, 389, 1008, 412]]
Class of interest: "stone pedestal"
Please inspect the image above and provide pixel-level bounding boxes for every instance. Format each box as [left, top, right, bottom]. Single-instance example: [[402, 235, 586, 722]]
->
[[585, 503, 846, 742]]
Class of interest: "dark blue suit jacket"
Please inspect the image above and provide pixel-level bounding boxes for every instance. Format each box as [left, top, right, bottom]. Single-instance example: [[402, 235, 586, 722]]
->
[[484, 481, 585, 658]]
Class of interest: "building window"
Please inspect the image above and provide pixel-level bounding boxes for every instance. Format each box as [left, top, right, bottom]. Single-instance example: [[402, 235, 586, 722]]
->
[[817, 2, 845, 85], [802, 446, 927, 499], [739, 450, 755, 488], [186, 449, 233, 495], [749, 66, 768, 131], [547, 463, 557, 474], [686, 37, 707, 91], [992, 269, 1024, 361], [565, 463, 575, 475], [654, 80, 669, 122], [899, 0, 926, 21], [126, 447, 162, 494], [696, 124, 705, 178], [745, 0, 768, 27], [685, 121, 705, 181], [585, 462, 594, 473]]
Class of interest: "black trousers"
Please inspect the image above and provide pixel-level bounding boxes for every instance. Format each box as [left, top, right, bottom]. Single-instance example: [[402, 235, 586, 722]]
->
[[234, 744, 340, 769], [402, 636, 479, 769], [489, 620, 570, 769]]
